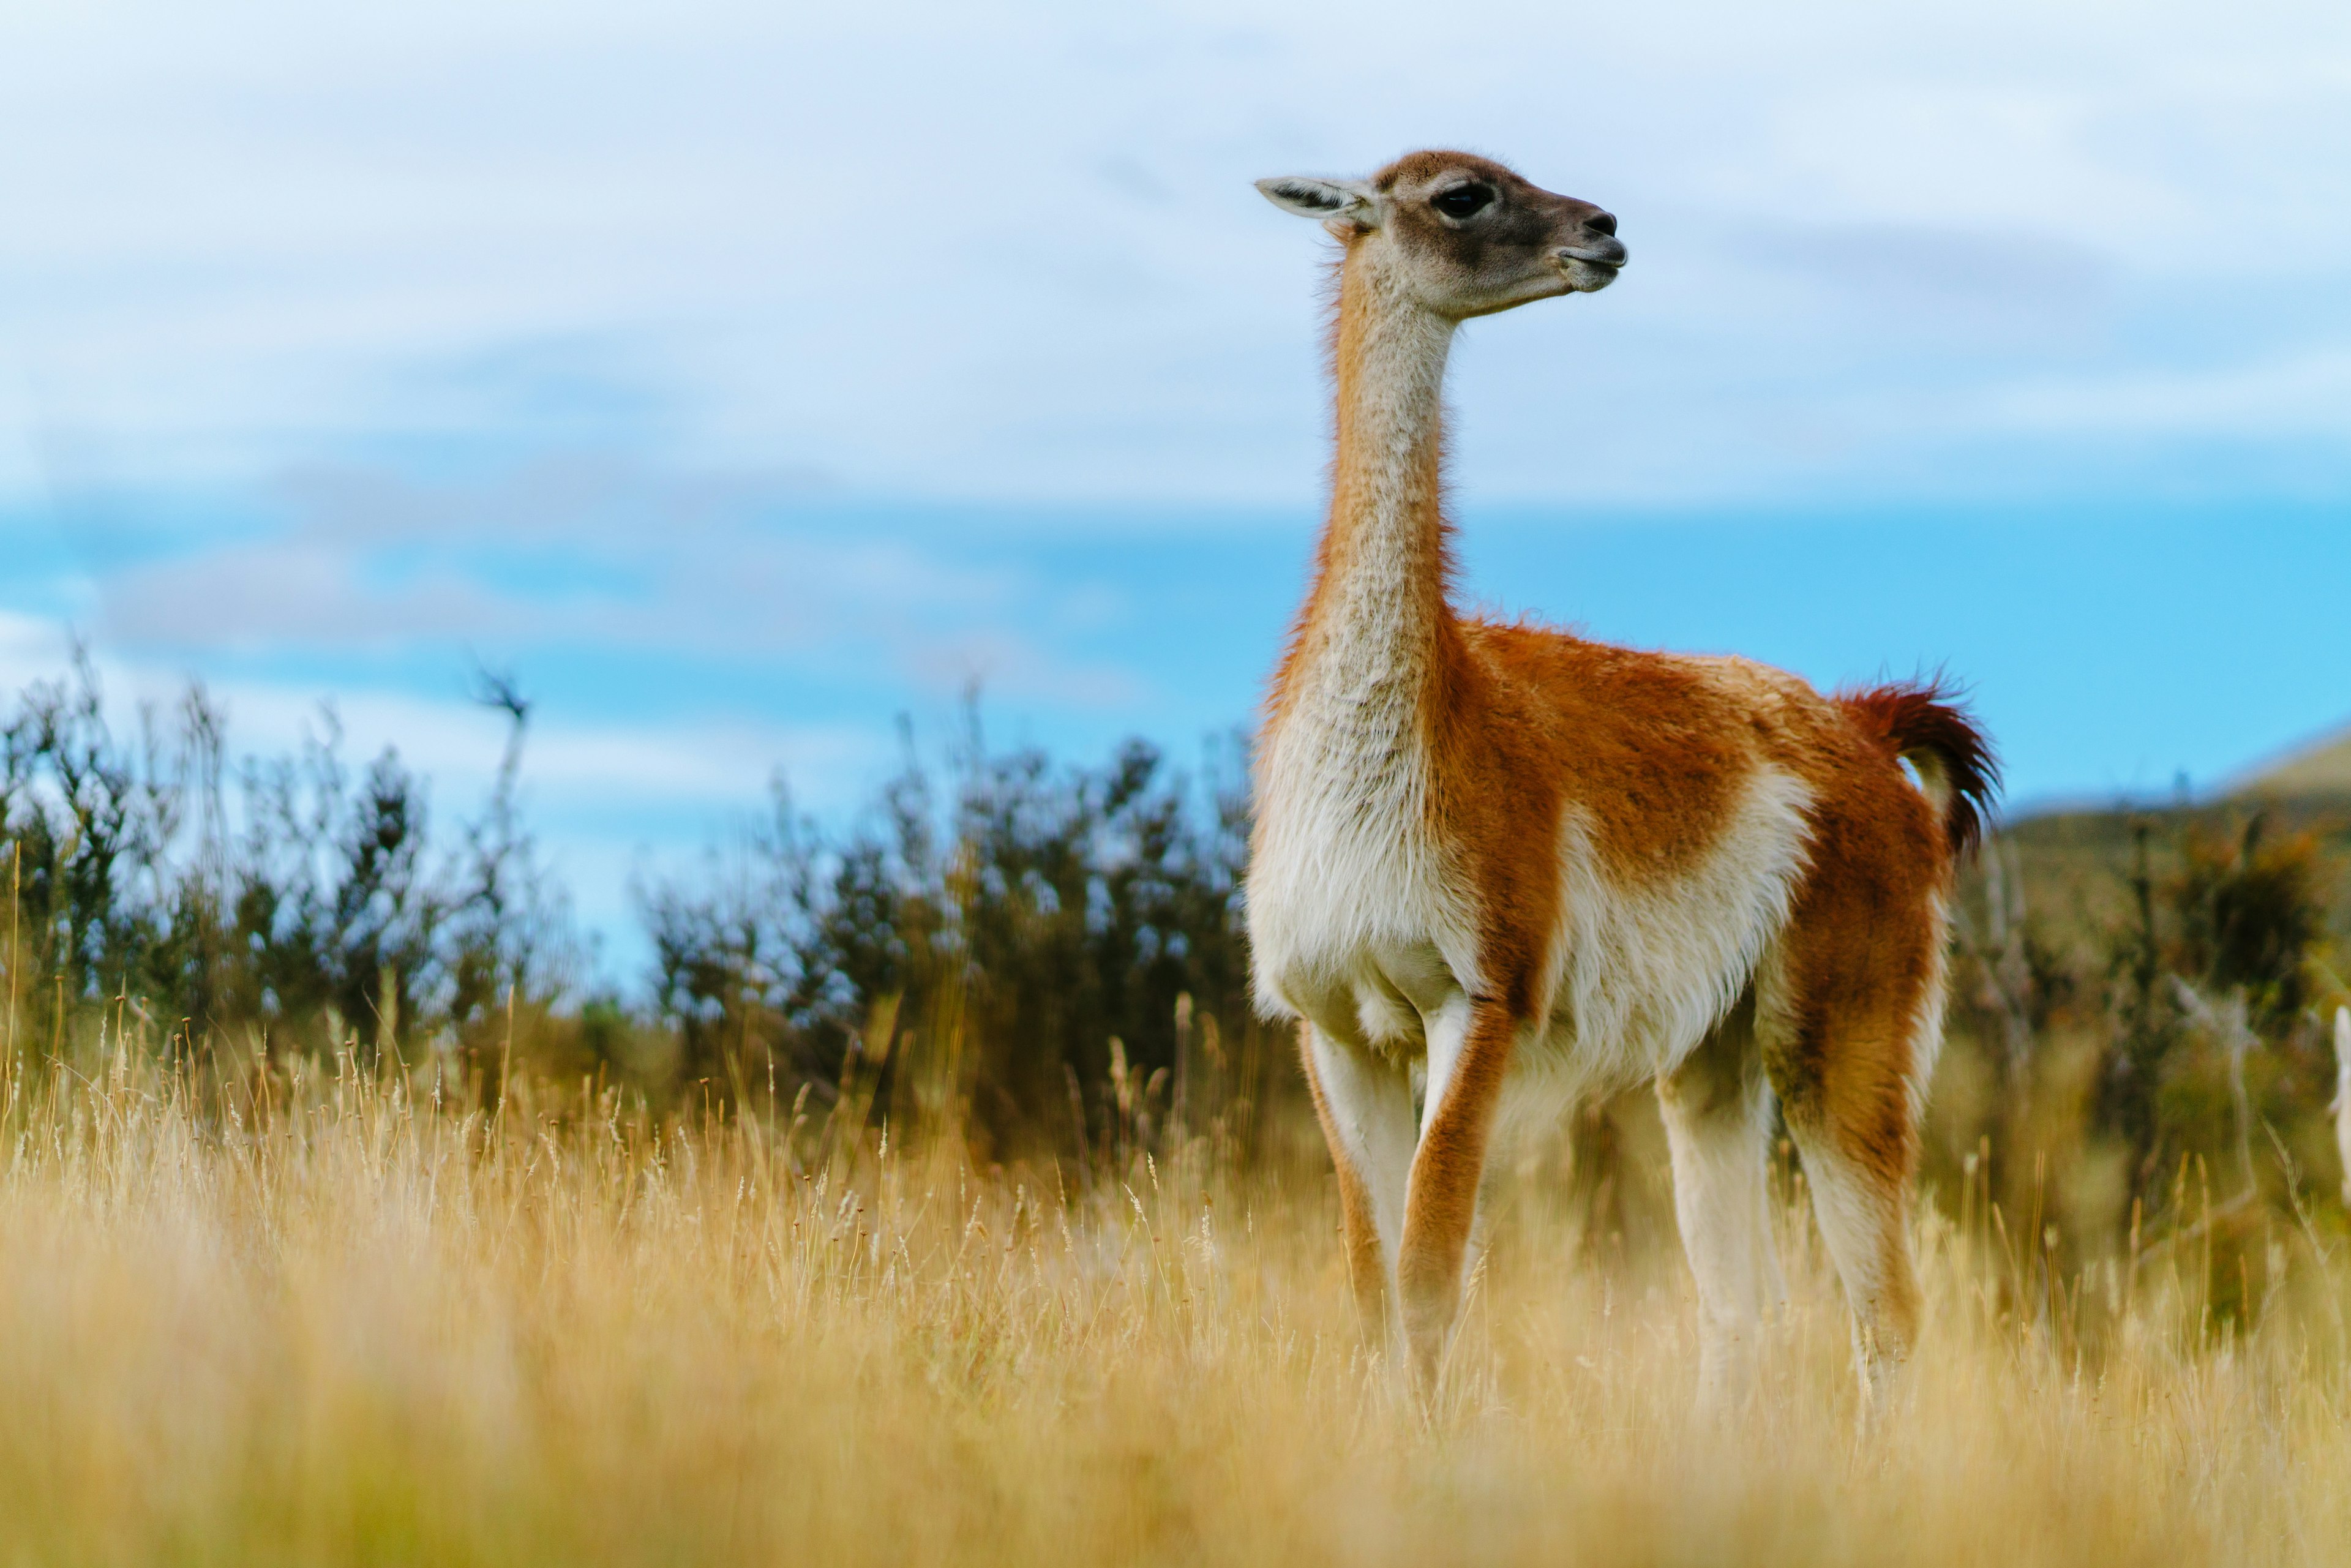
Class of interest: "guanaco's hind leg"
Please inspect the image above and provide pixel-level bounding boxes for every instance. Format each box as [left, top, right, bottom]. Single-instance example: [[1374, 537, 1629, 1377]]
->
[[1301, 1022, 1417, 1347], [1757, 924, 1938, 1403], [1784, 1109, 1920, 1403], [1657, 989, 1786, 1409]]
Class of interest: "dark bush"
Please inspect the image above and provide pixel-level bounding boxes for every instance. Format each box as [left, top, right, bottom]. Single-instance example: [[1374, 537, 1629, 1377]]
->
[[637, 710, 1284, 1161]]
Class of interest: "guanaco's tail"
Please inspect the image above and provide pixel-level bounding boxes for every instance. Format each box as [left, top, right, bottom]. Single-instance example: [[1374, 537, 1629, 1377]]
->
[[1839, 680, 2001, 857]]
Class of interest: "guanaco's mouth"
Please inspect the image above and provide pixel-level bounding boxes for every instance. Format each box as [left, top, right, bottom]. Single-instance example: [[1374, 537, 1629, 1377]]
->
[[1555, 239, 1625, 292], [1560, 257, 1621, 292]]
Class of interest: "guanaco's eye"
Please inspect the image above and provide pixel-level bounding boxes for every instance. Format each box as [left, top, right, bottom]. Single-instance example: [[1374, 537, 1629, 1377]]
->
[[1432, 184, 1493, 219]]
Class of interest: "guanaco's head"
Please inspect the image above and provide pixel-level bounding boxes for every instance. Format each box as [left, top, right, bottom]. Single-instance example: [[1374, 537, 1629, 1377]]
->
[[1256, 149, 1623, 319]]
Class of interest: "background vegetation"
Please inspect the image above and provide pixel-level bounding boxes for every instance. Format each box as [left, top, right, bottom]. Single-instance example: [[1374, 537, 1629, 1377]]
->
[[20, 659, 2346, 1245], [0, 662, 1295, 1166]]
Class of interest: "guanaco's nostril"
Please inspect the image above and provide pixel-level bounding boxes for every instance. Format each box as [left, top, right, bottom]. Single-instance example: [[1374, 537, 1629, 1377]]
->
[[1586, 211, 1618, 236]]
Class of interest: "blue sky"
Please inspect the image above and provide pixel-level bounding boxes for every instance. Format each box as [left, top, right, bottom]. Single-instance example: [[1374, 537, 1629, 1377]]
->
[[3, 0, 2349, 972]]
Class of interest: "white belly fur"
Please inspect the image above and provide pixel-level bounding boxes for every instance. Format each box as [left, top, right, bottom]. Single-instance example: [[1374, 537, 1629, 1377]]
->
[[1527, 765, 1814, 1097], [1251, 749, 1815, 1116]]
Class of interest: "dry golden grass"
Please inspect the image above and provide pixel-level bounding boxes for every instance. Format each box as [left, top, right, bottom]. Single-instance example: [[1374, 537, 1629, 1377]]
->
[[2, 1042, 2348, 1567]]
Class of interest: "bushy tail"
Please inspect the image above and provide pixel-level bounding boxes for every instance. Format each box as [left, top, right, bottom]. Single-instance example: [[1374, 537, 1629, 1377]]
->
[[1840, 681, 2000, 858]]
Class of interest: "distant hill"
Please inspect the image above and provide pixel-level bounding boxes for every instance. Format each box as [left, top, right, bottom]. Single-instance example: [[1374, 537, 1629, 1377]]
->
[[2236, 724, 2351, 800]]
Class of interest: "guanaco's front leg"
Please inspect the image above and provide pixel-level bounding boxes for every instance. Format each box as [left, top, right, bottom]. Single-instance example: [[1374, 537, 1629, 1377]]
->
[[1300, 1021, 1417, 1349], [1396, 995, 1520, 1394]]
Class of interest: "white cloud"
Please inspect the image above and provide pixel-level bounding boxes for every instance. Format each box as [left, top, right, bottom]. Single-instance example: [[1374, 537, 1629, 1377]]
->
[[1984, 350, 2351, 435], [45, 451, 1160, 727], [2, 0, 2346, 506]]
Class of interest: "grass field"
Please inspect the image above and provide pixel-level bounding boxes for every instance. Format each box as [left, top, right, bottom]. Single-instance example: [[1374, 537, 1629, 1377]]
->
[[4, 1041, 2349, 1567]]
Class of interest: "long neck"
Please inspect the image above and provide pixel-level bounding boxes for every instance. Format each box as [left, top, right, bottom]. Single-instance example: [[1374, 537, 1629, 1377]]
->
[[1283, 247, 1458, 717]]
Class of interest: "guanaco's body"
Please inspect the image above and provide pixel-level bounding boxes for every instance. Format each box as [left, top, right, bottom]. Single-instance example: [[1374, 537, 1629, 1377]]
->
[[1248, 151, 1996, 1400]]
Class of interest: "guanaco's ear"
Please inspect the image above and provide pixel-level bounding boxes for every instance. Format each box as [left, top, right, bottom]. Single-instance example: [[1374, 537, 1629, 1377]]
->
[[2336, 1005, 2350, 1060], [1255, 175, 1378, 226]]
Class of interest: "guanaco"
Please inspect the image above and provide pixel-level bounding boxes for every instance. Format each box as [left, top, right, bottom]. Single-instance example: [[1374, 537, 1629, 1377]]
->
[[1248, 149, 1997, 1402]]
